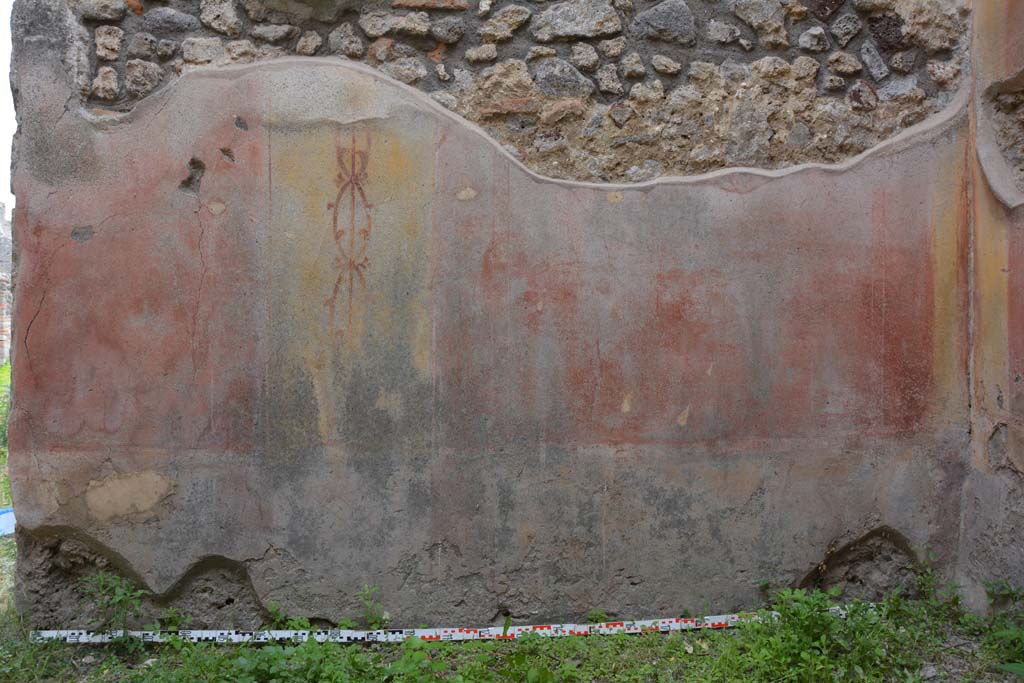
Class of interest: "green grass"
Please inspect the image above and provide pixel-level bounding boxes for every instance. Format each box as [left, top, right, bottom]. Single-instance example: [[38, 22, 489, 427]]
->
[[0, 549, 1021, 683], [0, 359, 10, 507]]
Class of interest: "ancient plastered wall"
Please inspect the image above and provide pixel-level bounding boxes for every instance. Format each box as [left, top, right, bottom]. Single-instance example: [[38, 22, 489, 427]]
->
[[5, 0, 1020, 628]]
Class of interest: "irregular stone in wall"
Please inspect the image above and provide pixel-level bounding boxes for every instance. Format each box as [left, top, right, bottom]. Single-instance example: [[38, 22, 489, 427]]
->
[[848, 79, 879, 110], [652, 54, 682, 75], [868, 12, 908, 51], [895, 0, 964, 53], [125, 59, 163, 97], [252, 24, 300, 44], [94, 25, 123, 61], [381, 56, 428, 83], [890, 49, 918, 73], [226, 39, 257, 63], [127, 32, 158, 60], [619, 52, 646, 79], [597, 36, 627, 57], [466, 43, 497, 63], [628, 79, 664, 103], [90, 65, 119, 100], [807, 0, 844, 20], [706, 18, 742, 44], [926, 59, 958, 88], [479, 5, 532, 42], [733, 0, 789, 48], [852, 0, 896, 10], [200, 0, 244, 37], [861, 41, 890, 82], [295, 30, 323, 55], [431, 16, 466, 43], [533, 57, 595, 97], [631, 0, 696, 46], [393, 0, 471, 9], [182, 37, 226, 64], [157, 40, 179, 61], [328, 23, 364, 57], [78, 0, 127, 22], [828, 50, 863, 75], [595, 63, 623, 93], [242, 0, 356, 23], [798, 26, 828, 52], [570, 43, 599, 72], [530, 0, 622, 42], [830, 13, 863, 47], [143, 7, 202, 33], [359, 11, 432, 39]]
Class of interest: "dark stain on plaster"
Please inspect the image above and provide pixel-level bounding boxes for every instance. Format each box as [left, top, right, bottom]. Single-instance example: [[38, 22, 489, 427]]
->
[[220, 147, 235, 163], [179, 157, 206, 194], [70, 226, 94, 243], [234, 116, 249, 131]]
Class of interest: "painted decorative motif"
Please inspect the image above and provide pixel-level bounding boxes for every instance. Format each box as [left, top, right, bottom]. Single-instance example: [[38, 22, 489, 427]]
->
[[326, 131, 374, 338]]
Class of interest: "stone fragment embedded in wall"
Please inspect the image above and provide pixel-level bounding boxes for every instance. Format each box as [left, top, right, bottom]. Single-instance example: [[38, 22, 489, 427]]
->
[[895, 0, 964, 53], [631, 0, 696, 45], [200, 0, 244, 37], [828, 50, 863, 76], [830, 12, 863, 47], [479, 5, 532, 42], [465, 43, 497, 62], [431, 16, 466, 43], [251, 24, 300, 44], [328, 23, 364, 57], [125, 59, 163, 97], [798, 26, 829, 52], [530, 0, 622, 42], [808, 0, 845, 20], [733, 0, 789, 48], [867, 12, 907, 51], [706, 18, 741, 44], [533, 57, 595, 97], [126, 32, 158, 60], [78, 0, 127, 22], [183, 37, 225, 65], [860, 41, 890, 81], [90, 65, 119, 100], [295, 30, 323, 55], [619, 52, 646, 79], [143, 8, 202, 33], [94, 25, 123, 61], [381, 56, 429, 83], [651, 55, 682, 75], [570, 43, 599, 72]]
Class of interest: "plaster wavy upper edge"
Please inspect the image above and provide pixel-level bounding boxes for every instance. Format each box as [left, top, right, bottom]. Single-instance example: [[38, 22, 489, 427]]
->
[[67, 56, 973, 193]]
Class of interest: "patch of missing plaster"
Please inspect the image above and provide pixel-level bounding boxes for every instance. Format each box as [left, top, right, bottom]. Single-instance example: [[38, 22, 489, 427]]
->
[[988, 422, 1024, 476], [15, 529, 267, 629], [84, 471, 174, 522], [179, 157, 206, 194], [987, 81, 1024, 193], [800, 526, 918, 603]]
